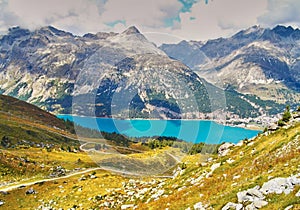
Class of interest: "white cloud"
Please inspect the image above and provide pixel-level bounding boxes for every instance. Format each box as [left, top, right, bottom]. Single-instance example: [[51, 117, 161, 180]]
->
[[1, 0, 107, 34], [258, 0, 300, 28], [0, 0, 299, 44], [100, 0, 182, 28], [168, 0, 268, 41]]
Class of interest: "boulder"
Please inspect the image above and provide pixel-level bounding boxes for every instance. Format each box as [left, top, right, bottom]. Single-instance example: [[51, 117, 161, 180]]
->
[[260, 177, 300, 195], [221, 202, 243, 210], [268, 124, 279, 131], [0, 191, 8, 195], [218, 143, 234, 156], [237, 186, 265, 204], [253, 200, 268, 208], [211, 163, 221, 172], [237, 191, 250, 203], [89, 175, 97, 179], [246, 187, 265, 200], [0, 201, 4, 206], [245, 203, 256, 210], [193, 202, 206, 210], [25, 188, 36, 195]]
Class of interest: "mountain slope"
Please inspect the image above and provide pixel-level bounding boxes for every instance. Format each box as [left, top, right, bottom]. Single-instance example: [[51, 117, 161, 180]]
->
[[0, 94, 78, 148], [0, 26, 210, 118], [0, 25, 273, 119], [160, 25, 300, 105], [0, 111, 299, 209], [0, 94, 95, 185], [141, 118, 300, 209]]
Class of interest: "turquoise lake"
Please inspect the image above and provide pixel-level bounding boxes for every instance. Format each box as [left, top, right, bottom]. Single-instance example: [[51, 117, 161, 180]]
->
[[57, 115, 261, 144]]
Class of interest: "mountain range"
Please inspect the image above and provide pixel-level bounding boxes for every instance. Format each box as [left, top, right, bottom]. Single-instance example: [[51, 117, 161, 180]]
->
[[160, 25, 300, 105], [0, 25, 296, 119]]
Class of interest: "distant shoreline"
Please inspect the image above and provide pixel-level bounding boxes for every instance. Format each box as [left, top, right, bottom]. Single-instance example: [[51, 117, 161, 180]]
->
[[57, 114, 263, 132]]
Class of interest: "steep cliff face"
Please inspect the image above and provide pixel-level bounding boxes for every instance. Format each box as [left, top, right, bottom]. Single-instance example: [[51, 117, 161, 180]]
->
[[160, 25, 300, 104]]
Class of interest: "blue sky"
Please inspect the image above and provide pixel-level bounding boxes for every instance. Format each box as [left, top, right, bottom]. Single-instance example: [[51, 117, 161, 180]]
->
[[0, 0, 300, 44]]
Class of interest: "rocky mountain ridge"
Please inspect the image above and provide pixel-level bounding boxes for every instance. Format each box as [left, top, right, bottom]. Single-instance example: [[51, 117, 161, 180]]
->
[[160, 25, 300, 105], [0, 25, 280, 119]]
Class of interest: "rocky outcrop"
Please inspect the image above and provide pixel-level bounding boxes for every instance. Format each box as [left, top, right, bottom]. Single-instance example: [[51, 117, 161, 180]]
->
[[222, 174, 300, 209], [260, 176, 300, 195], [218, 142, 234, 156]]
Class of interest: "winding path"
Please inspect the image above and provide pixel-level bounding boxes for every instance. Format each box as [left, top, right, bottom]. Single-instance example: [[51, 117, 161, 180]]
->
[[0, 167, 102, 192], [0, 113, 180, 192]]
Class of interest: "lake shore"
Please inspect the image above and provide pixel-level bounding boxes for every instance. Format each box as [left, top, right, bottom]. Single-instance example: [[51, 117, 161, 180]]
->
[[57, 114, 261, 144]]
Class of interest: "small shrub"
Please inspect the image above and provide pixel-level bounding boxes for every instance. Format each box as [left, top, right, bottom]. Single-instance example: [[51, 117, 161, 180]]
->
[[278, 120, 285, 127], [180, 162, 187, 170], [282, 105, 291, 122]]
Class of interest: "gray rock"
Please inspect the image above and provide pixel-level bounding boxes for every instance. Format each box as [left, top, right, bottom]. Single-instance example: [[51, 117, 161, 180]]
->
[[26, 188, 36, 195], [218, 143, 234, 156], [260, 177, 300, 195], [222, 202, 243, 210], [253, 200, 268, 208], [245, 203, 256, 210], [237, 186, 264, 203], [89, 175, 97, 179], [246, 187, 265, 200], [296, 190, 300, 197], [237, 191, 250, 203], [0, 191, 8, 195], [193, 202, 206, 210], [284, 205, 294, 210], [121, 204, 134, 209], [0, 201, 4, 206]]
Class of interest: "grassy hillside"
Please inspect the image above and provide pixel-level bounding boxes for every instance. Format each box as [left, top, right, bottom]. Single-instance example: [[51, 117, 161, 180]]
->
[[0, 95, 299, 209], [140, 122, 300, 209], [0, 94, 70, 130], [0, 95, 79, 149], [0, 122, 299, 209], [0, 95, 94, 183]]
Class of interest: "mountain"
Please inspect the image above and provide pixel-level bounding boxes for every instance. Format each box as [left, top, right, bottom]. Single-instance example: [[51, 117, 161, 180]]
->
[[160, 25, 300, 105], [0, 25, 276, 119], [0, 26, 208, 119], [0, 94, 78, 148]]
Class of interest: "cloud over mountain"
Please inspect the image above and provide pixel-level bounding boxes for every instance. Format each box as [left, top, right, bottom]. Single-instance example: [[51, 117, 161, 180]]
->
[[0, 0, 299, 44]]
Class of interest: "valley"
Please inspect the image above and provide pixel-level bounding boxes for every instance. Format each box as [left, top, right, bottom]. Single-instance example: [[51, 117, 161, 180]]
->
[[0, 23, 299, 210], [0, 92, 299, 209]]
